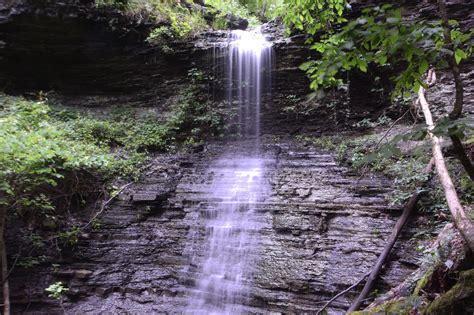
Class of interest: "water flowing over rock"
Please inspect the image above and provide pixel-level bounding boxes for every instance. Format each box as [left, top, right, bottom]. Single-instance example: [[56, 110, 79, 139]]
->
[[225, 29, 273, 143], [183, 28, 274, 314], [11, 137, 422, 314], [183, 155, 269, 314], [5, 1, 474, 313]]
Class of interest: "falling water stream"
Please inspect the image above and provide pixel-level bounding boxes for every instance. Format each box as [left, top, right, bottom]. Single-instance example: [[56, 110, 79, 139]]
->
[[227, 29, 273, 145], [184, 28, 273, 314]]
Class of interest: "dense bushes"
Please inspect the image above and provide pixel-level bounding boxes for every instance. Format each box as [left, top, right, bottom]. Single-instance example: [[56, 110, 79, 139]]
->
[[144, 2, 208, 50], [0, 96, 116, 222], [206, 0, 283, 24], [0, 87, 228, 224], [205, 0, 259, 28]]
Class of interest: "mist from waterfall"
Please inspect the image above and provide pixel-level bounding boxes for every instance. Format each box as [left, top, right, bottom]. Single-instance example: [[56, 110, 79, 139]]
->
[[184, 28, 273, 314]]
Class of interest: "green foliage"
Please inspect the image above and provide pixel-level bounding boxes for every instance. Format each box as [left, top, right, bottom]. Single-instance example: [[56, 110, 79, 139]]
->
[[336, 135, 438, 209], [146, 26, 174, 52], [0, 79, 232, 261], [145, 3, 207, 49], [236, 0, 284, 20], [282, 0, 347, 35], [424, 269, 474, 314], [98, 0, 282, 33], [97, 0, 208, 47], [18, 255, 46, 268], [187, 67, 207, 83], [385, 158, 432, 206], [0, 86, 227, 224], [300, 130, 472, 215], [64, 115, 163, 155], [431, 117, 472, 139], [69, 90, 227, 152], [353, 115, 392, 130], [165, 87, 229, 144], [95, 0, 129, 10], [45, 281, 69, 300], [285, 2, 474, 218], [283, 2, 473, 96], [205, 0, 260, 27], [281, 94, 316, 119], [58, 226, 81, 247], [0, 96, 116, 217], [459, 174, 474, 204]]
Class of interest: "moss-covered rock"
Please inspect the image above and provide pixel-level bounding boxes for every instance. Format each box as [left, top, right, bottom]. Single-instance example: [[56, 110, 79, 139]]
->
[[351, 296, 424, 315], [424, 269, 474, 315], [413, 266, 435, 296]]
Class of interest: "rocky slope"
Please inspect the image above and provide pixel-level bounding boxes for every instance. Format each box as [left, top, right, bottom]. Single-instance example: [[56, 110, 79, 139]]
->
[[10, 137, 429, 314], [2, 0, 473, 313]]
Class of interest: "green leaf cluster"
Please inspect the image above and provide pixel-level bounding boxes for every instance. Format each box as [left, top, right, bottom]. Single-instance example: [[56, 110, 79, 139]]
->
[[282, 0, 347, 35], [45, 281, 69, 300], [97, 0, 208, 48], [206, 0, 260, 28], [165, 86, 230, 144], [205, 0, 284, 26], [283, 2, 473, 96], [237, 0, 284, 20], [0, 96, 116, 216], [0, 87, 228, 221]]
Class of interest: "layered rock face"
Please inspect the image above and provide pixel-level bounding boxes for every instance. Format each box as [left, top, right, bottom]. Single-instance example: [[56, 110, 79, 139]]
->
[[9, 138, 425, 314], [2, 0, 473, 313], [0, 0, 207, 108], [1, 1, 472, 117]]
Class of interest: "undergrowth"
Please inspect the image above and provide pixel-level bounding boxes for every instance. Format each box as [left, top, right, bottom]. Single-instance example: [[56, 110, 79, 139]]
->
[[0, 96, 116, 224], [96, 0, 280, 52], [299, 132, 473, 218], [0, 86, 227, 229], [96, 0, 208, 51], [205, 0, 260, 29]]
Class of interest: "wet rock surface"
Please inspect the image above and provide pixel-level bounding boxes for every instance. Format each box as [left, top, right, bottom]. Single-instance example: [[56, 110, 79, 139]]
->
[[3, 0, 473, 313], [10, 137, 426, 314]]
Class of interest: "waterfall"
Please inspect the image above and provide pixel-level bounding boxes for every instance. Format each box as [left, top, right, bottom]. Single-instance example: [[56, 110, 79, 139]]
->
[[227, 28, 273, 145], [184, 28, 273, 314]]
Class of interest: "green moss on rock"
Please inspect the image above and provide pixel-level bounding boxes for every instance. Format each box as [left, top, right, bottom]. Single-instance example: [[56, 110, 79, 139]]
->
[[350, 296, 423, 315], [413, 266, 435, 296], [424, 269, 474, 315]]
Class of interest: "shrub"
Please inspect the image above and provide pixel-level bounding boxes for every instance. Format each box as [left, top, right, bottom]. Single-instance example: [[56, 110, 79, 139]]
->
[[0, 97, 116, 220], [0, 82, 229, 226], [45, 281, 69, 300]]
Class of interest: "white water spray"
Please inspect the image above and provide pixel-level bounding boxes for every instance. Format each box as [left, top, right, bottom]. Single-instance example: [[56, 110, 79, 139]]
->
[[184, 28, 273, 314]]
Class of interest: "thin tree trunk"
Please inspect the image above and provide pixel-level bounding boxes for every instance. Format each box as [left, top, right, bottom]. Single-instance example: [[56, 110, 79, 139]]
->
[[418, 70, 474, 252], [450, 134, 474, 181], [438, 0, 463, 119], [0, 209, 10, 315], [348, 159, 435, 312], [438, 0, 474, 180]]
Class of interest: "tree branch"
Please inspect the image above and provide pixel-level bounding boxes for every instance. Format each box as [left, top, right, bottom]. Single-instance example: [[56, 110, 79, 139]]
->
[[82, 182, 133, 230], [348, 158, 435, 312], [437, 0, 474, 180], [317, 272, 370, 315], [417, 69, 474, 252]]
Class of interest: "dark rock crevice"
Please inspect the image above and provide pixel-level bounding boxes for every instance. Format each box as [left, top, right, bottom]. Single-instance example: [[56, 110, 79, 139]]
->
[[0, 0, 207, 108]]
